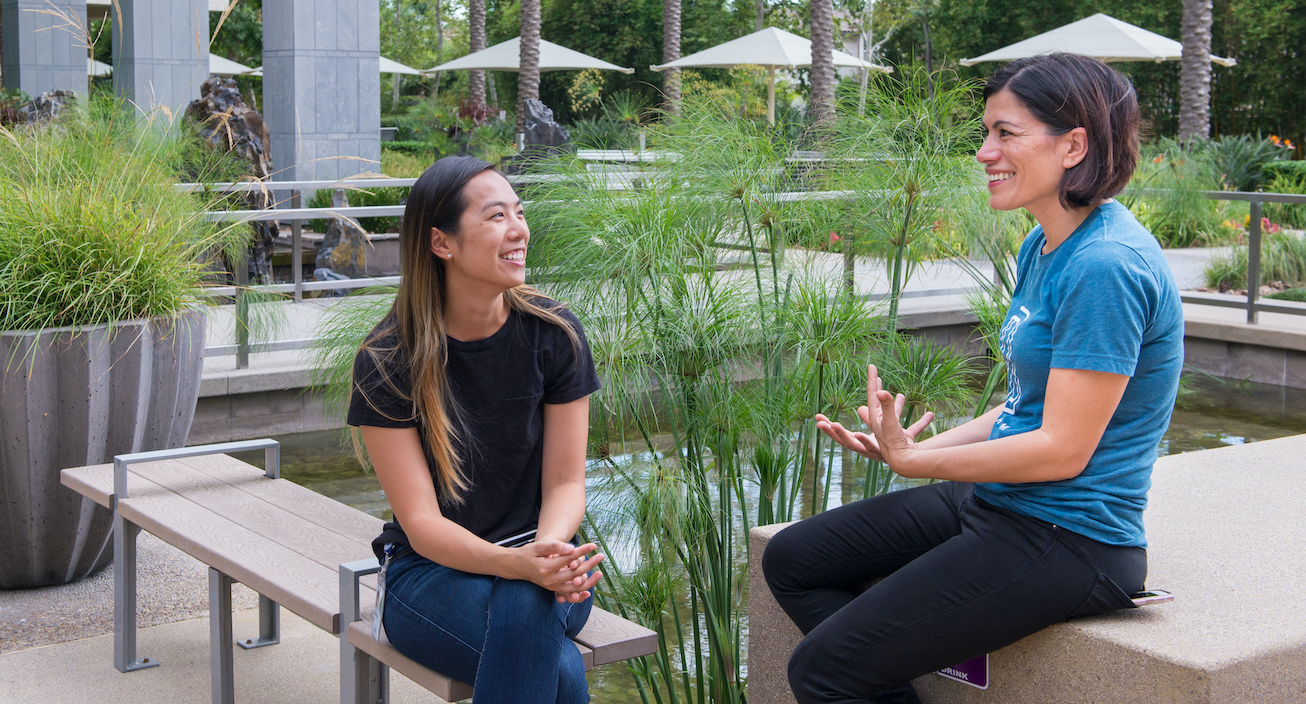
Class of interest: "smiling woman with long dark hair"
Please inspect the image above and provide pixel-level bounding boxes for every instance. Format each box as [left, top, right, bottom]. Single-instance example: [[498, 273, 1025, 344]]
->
[[348, 155, 604, 704], [763, 54, 1184, 704]]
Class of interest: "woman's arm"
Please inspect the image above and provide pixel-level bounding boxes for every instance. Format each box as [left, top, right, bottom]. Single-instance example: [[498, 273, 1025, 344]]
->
[[868, 365, 1129, 483], [360, 425, 603, 598], [536, 396, 591, 544]]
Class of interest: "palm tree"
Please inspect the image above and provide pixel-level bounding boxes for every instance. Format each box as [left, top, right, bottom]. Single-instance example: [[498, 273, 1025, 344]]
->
[[809, 0, 836, 125], [663, 0, 682, 113], [1179, 0, 1213, 144], [468, 0, 486, 105], [517, 0, 542, 136]]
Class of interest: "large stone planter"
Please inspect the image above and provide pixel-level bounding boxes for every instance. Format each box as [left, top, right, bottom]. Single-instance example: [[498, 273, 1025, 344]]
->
[[0, 310, 205, 589]]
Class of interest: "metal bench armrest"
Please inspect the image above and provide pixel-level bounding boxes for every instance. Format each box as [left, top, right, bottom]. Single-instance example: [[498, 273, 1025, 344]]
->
[[340, 558, 385, 704], [113, 439, 280, 506]]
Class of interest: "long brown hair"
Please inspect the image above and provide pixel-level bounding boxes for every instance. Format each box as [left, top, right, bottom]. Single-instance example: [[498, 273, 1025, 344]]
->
[[353, 156, 579, 504]]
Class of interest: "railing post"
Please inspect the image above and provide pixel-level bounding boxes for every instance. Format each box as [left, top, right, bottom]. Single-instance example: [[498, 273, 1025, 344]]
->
[[291, 189, 304, 302], [234, 251, 250, 370], [1247, 199, 1263, 325]]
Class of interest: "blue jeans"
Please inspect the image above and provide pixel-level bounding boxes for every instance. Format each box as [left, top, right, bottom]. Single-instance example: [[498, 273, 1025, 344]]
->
[[382, 551, 593, 704]]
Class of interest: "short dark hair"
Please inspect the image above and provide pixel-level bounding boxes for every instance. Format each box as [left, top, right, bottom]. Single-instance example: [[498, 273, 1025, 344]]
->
[[984, 53, 1140, 209]]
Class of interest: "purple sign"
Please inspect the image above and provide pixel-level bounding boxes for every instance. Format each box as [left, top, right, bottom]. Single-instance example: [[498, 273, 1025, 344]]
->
[[936, 654, 988, 690]]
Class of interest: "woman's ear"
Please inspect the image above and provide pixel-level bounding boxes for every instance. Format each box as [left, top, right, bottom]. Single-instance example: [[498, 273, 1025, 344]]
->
[[430, 227, 453, 260], [1061, 127, 1089, 169]]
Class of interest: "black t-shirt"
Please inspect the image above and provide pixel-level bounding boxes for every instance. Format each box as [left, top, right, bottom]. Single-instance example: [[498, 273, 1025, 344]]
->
[[347, 304, 600, 559]]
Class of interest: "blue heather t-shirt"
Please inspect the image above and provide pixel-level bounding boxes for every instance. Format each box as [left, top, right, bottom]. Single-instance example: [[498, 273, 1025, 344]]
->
[[974, 201, 1184, 548]]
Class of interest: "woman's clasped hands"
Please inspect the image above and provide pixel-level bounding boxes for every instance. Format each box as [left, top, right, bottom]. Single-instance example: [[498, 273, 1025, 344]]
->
[[509, 540, 605, 604], [814, 364, 935, 477]]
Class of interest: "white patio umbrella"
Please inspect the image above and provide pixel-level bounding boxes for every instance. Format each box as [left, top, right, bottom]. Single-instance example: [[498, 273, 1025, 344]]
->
[[651, 26, 891, 125], [960, 13, 1237, 67], [88, 57, 112, 77], [424, 37, 634, 74], [240, 56, 419, 77], [380, 57, 423, 76], [209, 54, 258, 76]]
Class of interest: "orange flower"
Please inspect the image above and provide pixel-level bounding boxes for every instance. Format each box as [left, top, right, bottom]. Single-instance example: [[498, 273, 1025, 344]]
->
[[1152, 154, 1164, 163]]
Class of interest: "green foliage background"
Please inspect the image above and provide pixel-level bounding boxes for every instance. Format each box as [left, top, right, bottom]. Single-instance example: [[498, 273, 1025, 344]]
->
[[871, 0, 1305, 150]]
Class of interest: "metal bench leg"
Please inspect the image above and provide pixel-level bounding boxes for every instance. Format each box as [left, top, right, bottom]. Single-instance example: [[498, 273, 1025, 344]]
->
[[113, 516, 159, 672], [237, 594, 281, 649], [340, 559, 388, 704], [209, 568, 236, 704]]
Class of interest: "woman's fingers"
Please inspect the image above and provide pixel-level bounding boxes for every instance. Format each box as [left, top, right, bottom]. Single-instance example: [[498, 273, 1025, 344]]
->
[[816, 414, 882, 460], [905, 410, 935, 439]]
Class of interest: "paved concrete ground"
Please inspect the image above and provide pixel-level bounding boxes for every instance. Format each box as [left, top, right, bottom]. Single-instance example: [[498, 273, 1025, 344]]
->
[[0, 601, 440, 704]]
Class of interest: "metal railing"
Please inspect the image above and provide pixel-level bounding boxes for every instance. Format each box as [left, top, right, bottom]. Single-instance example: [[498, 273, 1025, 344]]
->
[[1175, 190, 1306, 324], [187, 177, 1306, 369]]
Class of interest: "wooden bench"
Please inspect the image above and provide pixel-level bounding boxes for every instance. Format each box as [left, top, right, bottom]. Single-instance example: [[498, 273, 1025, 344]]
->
[[60, 440, 657, 704]]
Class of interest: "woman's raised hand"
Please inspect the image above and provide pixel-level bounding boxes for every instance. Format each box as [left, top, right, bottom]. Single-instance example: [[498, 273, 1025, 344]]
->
[[510, 540, 605, 603], [815, 364, 934, 467]]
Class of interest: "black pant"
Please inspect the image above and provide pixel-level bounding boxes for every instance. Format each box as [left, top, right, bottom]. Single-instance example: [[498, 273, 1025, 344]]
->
[[761, 481, 1146, 704]]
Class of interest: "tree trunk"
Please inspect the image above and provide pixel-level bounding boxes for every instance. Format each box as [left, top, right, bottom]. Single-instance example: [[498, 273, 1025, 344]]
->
[[435, 0, 443, 62], [516, 0, 541, 136], [756, 0, 765, 31], [663, 0, 682, 113], [468, 0, 486, 105], [390, 0, 403, 110], [1179, 0, 1213, 143], [809, 0, 836, 125]]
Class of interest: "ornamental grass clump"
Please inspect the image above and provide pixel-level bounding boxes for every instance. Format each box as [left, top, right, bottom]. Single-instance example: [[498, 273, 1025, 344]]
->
[[0, 102, 240, 332]]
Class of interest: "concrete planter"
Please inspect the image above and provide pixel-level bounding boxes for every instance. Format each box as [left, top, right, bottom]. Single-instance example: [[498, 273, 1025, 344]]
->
[[0, 310, 205, 589]]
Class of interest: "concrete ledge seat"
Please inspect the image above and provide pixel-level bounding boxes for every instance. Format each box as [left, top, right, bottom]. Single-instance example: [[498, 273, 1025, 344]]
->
[[747, 435, 1306, 704]]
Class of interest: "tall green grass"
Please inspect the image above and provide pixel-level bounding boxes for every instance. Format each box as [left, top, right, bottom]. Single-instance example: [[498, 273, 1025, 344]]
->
[[0, 99, 244, 332], [1203, 231, 1306, 290]]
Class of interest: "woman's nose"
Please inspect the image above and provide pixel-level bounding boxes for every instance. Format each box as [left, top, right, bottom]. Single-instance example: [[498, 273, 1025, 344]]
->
[[976, 139, 998, 165]]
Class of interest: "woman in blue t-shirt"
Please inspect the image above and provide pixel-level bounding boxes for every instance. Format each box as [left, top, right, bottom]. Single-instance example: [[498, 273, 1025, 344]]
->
[[348, 156, 604, 704], [763, 53, 1184, 704]]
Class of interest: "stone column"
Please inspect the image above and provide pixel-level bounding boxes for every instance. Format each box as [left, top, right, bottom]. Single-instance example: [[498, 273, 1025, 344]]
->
[[110, 0, 209, 117], [263, 0, 381, 182], [1, 0, 87, 96]]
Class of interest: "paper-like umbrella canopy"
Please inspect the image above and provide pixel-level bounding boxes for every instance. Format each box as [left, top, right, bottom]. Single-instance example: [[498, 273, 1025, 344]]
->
[[425, 37, 634, 74], [960, 13, 1236, 67], [651, 26, 889, 72]]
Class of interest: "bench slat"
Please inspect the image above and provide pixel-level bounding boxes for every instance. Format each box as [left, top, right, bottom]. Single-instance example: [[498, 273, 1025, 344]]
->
[[175, 454, 384, 541], [61, 463, 114, 508], [573, 607, 658, 665], [115, 480, 369, 633], [125, 458, 377, 575]]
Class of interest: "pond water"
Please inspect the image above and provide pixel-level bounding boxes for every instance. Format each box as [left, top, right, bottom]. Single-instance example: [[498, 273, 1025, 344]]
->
[[229, 374, 1306, 702]]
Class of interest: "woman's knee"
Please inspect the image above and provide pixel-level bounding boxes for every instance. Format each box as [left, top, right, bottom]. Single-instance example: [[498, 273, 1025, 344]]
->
[[762, 525, 805, 593]]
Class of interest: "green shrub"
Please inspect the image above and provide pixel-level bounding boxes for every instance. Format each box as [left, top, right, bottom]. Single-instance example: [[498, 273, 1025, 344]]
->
[[1263, 161, 1306, 181], [380, 149, 430, 178], [569, 116, 635, 149], [1124, 139, 1232, 247], [305, 185, 407, 234], [1207, 134, 1292, 192], [1203, 231, 1306, 289], [0, 100, 242, 331], [1267, 287, 1306, 302], [1264, 173, 1306, 229], [381, 140, 435, 158]]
